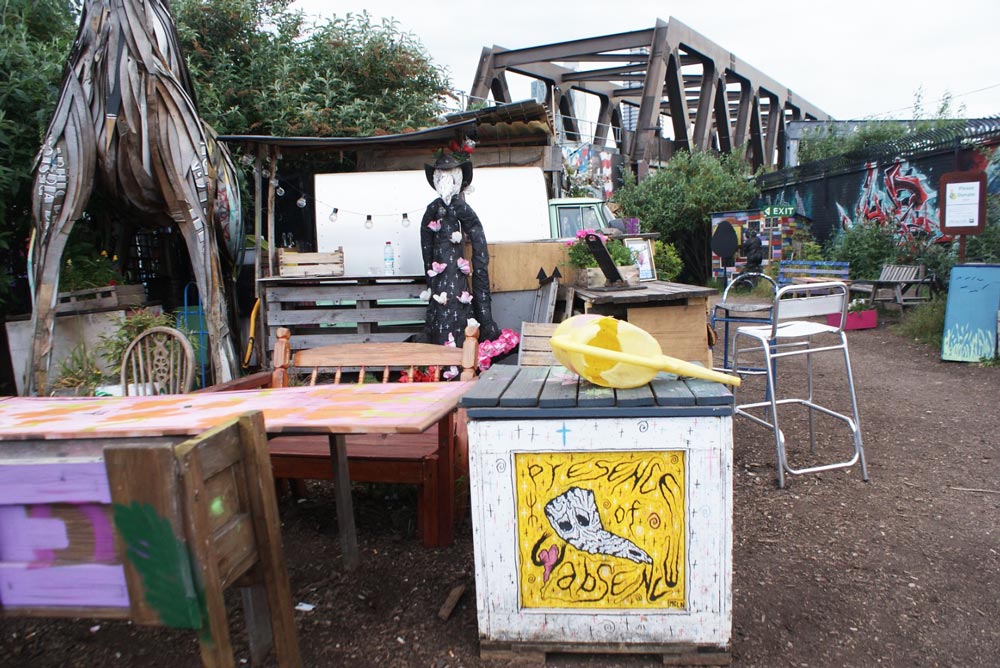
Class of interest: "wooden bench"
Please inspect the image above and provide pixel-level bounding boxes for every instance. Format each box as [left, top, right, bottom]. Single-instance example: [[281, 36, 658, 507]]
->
[[850, 264, 934, 307], [777, 260, 850, 287]]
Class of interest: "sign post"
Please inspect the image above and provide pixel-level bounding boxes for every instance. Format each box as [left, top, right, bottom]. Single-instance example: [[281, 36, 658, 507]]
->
[[939, 171, 987, 263]]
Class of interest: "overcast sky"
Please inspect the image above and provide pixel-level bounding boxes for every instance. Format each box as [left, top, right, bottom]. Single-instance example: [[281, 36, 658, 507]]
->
[[292, 0, 998, 121]]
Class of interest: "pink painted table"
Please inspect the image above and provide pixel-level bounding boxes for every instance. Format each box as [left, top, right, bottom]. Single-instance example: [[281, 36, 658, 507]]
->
[[0, 381, 474, 592]]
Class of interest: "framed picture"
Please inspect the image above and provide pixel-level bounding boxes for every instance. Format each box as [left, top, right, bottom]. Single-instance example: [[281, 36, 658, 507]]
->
[[625, 238, 656, 281]]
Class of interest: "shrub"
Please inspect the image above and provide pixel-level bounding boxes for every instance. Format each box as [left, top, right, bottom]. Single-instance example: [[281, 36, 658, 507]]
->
[[894, 298, 946, 349], [653, 240, 682, 281], [825, 221, 897, 279]]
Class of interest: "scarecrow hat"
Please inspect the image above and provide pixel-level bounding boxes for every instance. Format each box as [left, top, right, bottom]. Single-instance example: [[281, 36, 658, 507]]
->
[[425, 153, 474, 190]]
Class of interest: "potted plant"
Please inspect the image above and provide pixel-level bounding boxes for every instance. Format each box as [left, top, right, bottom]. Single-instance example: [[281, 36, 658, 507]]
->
[[829, 298, 877, 330], [57, 237, 145, 313], [565, 229, 639, 287]]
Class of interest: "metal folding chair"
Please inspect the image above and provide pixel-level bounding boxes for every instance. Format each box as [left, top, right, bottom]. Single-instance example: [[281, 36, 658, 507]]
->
[[731, 281, 868, 488], [711, 272, 777, 372]]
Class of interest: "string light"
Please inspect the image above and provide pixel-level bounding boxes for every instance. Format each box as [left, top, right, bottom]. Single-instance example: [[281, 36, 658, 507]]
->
[[296, 195, 307, 208], [364, 214, 374, 229], [328, 207, 339, 222], [275, 186, 285, 197], [401, 213, 410, 227]]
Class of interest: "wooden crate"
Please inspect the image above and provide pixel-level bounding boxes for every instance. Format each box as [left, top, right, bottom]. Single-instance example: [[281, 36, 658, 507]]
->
[[55, 284, 146, 314], [278, 248, 344, 277]]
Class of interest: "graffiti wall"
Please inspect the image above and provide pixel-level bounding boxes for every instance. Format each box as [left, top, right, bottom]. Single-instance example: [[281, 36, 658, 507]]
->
[[759, 145, 999, 244]]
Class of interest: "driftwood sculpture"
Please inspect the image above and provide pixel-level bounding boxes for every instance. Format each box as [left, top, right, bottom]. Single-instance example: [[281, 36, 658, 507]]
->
[[27, 0, 240, 394]]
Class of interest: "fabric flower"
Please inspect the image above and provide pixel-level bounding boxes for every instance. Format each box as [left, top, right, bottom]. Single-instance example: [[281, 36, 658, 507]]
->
[[467, 317, 480, 329], [427, 261, 447, 278], [457, 257, 471, 275], [446, 332, 456, 347], [432, 291, 448, 305], [450, 231, 463, 244], [477, 328, 520, 371], [427, 220, 441, 232], [419, 289, 431, 302], [457, 291, 473, 304], [443, 365, 459, 380]]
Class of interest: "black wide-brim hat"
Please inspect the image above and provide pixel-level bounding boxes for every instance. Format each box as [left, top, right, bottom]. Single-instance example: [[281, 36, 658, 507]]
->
[[425, 154, 474, 190]]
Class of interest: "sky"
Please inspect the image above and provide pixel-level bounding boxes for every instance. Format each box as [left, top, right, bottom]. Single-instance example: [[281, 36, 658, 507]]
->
[[291, 0, 999, 122]]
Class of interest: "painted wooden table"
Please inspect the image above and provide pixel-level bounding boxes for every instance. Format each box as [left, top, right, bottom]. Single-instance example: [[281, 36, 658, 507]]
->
[[0, 382, 473, 574], [572, 281, 717, 368], [461, 365, 734, 665]]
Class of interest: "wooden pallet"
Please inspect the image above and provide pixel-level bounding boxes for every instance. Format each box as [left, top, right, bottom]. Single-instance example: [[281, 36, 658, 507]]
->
[[278, 248, 344, 277], [480, 641, 731, 666], [55, 284, 146, 314]]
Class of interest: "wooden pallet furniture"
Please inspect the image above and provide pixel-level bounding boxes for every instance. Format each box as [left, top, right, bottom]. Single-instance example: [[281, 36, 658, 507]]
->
[[777, 260, 850, 286], [517, 322, 559, 367], [0, 411, 302, 667], [264, 324, 479, 547], [849, 264, 934, 307], [463, 365, 734, 665]]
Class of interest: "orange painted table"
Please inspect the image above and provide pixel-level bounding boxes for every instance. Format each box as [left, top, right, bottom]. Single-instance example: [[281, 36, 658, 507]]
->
[[0, 382, 474, 571]]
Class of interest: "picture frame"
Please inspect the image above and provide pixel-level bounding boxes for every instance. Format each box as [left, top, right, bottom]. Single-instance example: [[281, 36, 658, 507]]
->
[[625, 238, 656, 281]]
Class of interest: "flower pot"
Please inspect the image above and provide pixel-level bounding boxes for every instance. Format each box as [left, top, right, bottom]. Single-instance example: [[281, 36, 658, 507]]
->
[[829, 309, 877, 330], [575, 266, 640, 288]]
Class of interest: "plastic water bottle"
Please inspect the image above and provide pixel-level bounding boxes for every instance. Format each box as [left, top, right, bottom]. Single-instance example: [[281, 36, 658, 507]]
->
[[383, 241, 395, 275]]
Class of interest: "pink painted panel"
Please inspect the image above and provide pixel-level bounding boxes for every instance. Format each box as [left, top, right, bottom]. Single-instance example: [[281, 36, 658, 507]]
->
[[0, 382, 473, 440], [0, 461, 111, 505], [0, 563, 128, 608]]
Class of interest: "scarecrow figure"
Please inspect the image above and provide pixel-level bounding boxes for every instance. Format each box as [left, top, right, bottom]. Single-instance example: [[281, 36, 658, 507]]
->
[[420, 145, 503, 350]]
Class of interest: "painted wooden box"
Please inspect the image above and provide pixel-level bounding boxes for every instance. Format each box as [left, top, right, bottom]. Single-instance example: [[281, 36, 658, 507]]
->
[[462, 365, 734, 664]]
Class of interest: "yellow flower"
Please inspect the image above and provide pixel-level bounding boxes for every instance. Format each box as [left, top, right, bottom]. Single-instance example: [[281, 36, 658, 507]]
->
[[101, 250, 108, 257], [112, 255, 118, 262]]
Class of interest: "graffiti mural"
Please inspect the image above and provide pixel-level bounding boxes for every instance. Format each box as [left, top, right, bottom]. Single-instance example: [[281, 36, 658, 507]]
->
[[514, 450, 686, 610], [759, 143, 1000, 244]]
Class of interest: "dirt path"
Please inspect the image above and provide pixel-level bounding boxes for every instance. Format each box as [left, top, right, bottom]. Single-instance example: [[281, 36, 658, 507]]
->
[[2, 322, 999, 667]]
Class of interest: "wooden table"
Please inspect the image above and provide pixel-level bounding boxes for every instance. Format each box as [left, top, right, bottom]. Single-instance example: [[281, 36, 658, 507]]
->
[[572, 281, 717, 367], [0, 382, 473, 571], [461, 365, 734, 665]]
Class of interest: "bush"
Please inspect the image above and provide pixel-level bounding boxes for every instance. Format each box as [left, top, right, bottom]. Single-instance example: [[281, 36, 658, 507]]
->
[[826, 221, 897, 279], [894, 298, 946, 350], [653, 240, 682, 281]]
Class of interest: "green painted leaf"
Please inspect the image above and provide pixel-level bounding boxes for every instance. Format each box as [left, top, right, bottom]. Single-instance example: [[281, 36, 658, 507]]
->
[[112, 501, 206, 631]]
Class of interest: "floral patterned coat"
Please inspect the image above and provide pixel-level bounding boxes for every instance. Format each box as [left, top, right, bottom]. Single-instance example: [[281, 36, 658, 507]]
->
[[420, 195, 501, 346]]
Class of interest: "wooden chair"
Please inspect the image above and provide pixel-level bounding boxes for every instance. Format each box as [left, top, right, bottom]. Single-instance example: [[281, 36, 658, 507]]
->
[[518, 322, 559, 366], [120, 326, 196, 395], [267, 325, 479, 547]]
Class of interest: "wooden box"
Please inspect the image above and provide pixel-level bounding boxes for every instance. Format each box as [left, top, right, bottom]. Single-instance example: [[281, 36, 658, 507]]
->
[[278, 247, 344, 277], [463, 366, 734, 664], [56, 284, 146, 314]]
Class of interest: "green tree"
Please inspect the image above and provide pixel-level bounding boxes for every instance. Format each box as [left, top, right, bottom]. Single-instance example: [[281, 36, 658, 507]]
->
[[613, 150, 759, 284], [0, 0, 80, 313], [172, 1, 451, 137]]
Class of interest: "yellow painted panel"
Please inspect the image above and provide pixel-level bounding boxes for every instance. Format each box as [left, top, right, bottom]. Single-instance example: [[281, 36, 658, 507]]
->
[[514, 450, 685, 609]]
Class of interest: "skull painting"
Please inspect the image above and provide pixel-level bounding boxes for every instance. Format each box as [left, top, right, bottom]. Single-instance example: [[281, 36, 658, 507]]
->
[[544, 486, 652, 565]]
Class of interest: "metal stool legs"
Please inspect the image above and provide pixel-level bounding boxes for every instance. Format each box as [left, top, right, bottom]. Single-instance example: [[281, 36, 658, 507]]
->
[[733, 329, 868, 488]]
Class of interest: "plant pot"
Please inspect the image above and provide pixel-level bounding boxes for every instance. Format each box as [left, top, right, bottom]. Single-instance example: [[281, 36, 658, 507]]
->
[[575, 265, 640, 288], [56, 284, 146, 314], [829, 309, 877, 330]]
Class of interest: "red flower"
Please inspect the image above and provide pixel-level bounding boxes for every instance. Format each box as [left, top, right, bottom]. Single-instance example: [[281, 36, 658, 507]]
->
[[107, 279, 118, 286], [448, 140, 460, 153], [463, 145, 474, 154]]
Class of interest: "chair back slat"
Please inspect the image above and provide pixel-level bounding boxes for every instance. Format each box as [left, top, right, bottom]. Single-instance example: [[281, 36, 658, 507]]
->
[[120, 326, 196, 395], [772, 282, 848, 329]]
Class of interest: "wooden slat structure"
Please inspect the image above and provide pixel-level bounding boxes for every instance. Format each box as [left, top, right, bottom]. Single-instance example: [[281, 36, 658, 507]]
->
[[0, 412, 301, 667], [850, 264, 935, 307], [27, 0, 241, 395]]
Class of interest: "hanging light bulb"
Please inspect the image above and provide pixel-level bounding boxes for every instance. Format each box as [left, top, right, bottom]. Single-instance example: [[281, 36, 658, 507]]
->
[[364, 214, 374, 229], [296, 195, 307, 208], [261, 168, 269, 178], [401, 212, 410, 228], [275, 186, 285, 197], [240, 154, 254, 166], [328, 207, 339, 222]]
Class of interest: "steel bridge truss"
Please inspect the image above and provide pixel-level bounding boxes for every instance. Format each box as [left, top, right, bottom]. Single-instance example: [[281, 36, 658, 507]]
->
[[470, 17, 831, 171]]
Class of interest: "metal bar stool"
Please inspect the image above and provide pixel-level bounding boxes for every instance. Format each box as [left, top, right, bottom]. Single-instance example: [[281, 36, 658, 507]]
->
[[711, 272, 777, 372], [731, 281, 868, 488]]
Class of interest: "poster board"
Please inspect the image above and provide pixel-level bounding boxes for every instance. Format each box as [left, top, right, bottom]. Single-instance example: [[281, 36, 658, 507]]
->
[[942, 264, 1000, 362]]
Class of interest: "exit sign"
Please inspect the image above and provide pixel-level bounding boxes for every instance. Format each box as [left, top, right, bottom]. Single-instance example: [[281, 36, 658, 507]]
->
[[763, 205, 795, 217]]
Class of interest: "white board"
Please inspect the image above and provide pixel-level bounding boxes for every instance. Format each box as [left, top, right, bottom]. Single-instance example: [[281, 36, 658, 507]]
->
[[314, 167, 551, 277]]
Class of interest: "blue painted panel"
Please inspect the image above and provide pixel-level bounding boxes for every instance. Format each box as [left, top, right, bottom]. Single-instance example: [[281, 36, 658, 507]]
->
[[942, 264, 1000, 362]]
